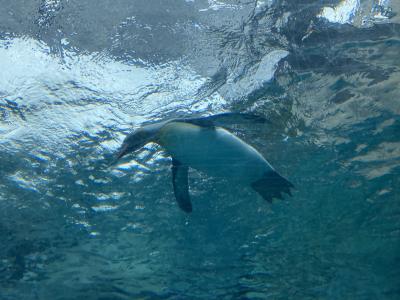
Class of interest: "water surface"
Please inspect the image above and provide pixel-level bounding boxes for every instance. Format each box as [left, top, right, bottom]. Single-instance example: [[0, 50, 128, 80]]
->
[[0, 0, 399, 299]]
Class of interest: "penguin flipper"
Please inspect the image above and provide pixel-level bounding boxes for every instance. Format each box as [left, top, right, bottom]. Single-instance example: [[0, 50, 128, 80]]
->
[[182, 112, 269, 129], [251, 171, 294, 203], [171, 158, 192, 213]]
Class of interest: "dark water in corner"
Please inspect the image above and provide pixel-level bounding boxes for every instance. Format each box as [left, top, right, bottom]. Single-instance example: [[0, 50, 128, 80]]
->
[[0, 1, 399, 299]]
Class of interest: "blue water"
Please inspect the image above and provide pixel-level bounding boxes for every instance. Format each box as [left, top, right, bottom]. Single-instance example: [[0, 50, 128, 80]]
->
[[1, 0, 399, 299]]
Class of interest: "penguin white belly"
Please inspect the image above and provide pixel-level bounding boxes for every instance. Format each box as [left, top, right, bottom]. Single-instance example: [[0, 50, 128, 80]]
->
[[158, 122, 273, 184]]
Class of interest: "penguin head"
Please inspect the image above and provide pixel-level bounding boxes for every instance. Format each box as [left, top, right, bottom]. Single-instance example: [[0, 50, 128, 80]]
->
[[116, 126, 157, 160]]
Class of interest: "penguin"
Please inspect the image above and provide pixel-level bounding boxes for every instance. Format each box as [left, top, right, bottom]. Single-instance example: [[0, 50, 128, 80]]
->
[[116, 113, 294, 213]]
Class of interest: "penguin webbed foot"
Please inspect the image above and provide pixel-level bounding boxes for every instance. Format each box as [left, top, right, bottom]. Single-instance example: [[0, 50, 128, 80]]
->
[[251, 171, 294, 203]]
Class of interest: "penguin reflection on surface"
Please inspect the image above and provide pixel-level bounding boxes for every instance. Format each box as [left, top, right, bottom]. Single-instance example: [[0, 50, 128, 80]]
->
[[116, 113, 294, 213]]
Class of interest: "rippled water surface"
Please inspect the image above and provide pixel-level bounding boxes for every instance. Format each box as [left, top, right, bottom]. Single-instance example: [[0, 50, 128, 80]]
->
[[1, 1, 399, 299]]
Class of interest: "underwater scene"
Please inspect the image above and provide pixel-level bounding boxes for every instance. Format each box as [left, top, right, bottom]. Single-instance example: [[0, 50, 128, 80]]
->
[[0, 0, 399, 299]]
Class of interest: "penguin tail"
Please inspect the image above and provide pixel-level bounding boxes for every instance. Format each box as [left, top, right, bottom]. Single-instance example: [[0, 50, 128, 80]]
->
[[251, 171, 294, 203]]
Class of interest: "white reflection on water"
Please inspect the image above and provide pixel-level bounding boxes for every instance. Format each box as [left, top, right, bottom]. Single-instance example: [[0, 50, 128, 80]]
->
[[318, 0, 360, 24], [0, 37, 227, 155]]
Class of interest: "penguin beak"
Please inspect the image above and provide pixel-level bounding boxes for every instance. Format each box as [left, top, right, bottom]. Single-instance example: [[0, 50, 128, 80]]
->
[[116, 144, 129, 160], [109, 144, 129, 167]]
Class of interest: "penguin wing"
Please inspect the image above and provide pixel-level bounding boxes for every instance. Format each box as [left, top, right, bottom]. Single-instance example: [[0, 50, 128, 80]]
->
[[171, 158, 192, 213], [181, 112, 269, 129]]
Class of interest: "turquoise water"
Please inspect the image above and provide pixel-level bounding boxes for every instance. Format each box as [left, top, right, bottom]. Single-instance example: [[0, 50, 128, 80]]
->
[[0, 1, 399, 299]]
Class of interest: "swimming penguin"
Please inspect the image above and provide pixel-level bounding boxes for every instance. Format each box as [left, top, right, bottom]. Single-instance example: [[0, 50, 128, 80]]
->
[[116, 113, 294, 213]]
